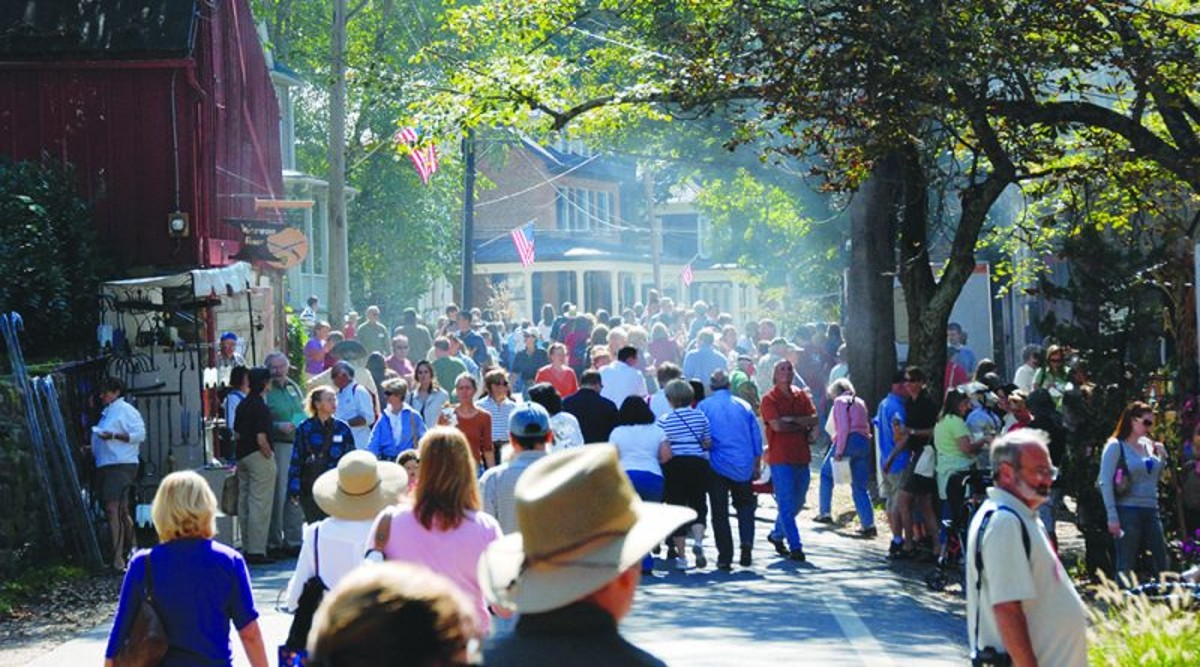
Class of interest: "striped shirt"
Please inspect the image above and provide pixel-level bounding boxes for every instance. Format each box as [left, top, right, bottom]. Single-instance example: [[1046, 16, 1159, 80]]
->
[[658, 407, 710, 459], [478, 396, 517, 443]]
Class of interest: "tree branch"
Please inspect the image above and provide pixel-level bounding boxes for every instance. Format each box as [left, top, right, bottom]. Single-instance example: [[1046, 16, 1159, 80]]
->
[[990, 99, 1200, 190]]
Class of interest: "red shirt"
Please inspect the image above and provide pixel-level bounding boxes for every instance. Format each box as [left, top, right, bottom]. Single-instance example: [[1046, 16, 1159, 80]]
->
[[760, 384, 816, 465], [535, 365, 578, 399]]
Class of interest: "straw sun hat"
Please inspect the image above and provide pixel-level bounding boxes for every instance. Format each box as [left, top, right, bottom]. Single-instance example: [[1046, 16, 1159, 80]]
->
[[312, 451, 408, 521], [478, 445, 695, 614]]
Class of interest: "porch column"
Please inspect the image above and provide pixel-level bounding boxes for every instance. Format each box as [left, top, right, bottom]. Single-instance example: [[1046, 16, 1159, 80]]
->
[[524, 269, 535, 321], [575, 269, 586, 312], [610, 270, 620, 314]]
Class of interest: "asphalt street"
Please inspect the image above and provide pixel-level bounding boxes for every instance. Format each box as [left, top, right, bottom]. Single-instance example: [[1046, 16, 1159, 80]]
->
[[27, 490, 968, 666]]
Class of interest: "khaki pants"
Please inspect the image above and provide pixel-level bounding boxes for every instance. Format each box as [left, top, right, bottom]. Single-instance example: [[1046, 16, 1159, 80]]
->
[[237, 451, 276, 556], [269, 442, 304, 548]]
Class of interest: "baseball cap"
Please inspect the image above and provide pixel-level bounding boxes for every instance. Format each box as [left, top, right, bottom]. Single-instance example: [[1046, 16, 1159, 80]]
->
[[509, 402, 551, 438], [220, 331, 238, 343]]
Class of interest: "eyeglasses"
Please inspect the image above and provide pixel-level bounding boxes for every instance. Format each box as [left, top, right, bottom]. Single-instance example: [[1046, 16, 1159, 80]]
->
[[1049, 357, 1064, 363], [1021, 465, 1060, 481], [393, 345, 409, 350], [492, 380, 508, 386], [1140, 418, 1154, 427]]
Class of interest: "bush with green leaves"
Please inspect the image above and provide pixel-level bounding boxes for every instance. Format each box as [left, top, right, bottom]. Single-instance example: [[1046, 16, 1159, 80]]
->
[[0, 157, 107, 358]]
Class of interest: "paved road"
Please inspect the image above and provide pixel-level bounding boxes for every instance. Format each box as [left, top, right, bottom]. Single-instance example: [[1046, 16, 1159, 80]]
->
[[28, 492, 967, 666]]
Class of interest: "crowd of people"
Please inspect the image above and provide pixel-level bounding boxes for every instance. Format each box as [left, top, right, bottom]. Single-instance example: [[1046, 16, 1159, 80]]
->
[[98, 293, 1196, 666]]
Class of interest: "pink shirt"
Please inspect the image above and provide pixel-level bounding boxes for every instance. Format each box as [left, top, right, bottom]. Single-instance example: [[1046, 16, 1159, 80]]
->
[[374, 508, 502, 631], [831, 392, 871, 455]]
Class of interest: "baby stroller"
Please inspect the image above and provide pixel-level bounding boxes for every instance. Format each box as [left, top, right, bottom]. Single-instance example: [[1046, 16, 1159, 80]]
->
[[926, 467, 992, 592]]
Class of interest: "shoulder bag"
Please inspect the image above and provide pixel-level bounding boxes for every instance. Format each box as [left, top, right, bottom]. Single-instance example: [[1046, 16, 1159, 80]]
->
[[281, 526, 326, 665], [1112, 441, 1133, 497], [113, 552, 169, 667]]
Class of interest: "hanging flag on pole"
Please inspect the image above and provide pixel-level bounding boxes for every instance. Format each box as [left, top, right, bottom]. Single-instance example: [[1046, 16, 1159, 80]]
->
[[681, 262, 694, 287], [511, 222, 536, 267], [394, 127, 439, 185]]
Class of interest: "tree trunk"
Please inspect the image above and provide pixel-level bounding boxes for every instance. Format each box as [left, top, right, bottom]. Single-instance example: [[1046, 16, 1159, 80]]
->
[[327, 0, 350, 323], [846, 154, 901, 410]]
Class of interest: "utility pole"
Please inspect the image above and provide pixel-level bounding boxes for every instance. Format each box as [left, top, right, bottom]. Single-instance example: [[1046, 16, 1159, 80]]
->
[[645, 164, 661, 293], [461, 129, 476, 309], [326, 0, 350, 322]]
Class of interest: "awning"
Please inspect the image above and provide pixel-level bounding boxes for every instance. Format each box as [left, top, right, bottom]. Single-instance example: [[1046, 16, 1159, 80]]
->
[[103, 262, 254, 297]]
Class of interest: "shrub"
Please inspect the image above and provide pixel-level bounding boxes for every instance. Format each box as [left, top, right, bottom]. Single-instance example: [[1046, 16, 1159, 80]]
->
[[0, 157, 108, 358]]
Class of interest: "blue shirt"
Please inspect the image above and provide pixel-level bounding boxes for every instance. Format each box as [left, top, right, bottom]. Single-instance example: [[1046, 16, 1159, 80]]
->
[[106, 538, 257, 664], [874, 392, 908, 474], [682, 344, 728, 392], [698, 389, 762, 482], [367, 406, 427, 461], [289, 416, 356, 495]]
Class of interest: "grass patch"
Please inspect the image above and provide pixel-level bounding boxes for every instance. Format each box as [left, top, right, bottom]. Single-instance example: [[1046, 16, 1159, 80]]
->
[[1088, 574, 1200, 666], [0, 564, 87, 618]]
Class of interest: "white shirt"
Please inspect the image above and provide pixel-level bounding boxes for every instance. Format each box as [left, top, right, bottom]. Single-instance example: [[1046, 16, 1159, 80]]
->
[[285, 517, 374, 611], [599, 361, 648, 407], [92, 397, 146, 467], [549, 412, 584, 451], [610, 424, 667, 477], [966, 487, 1087, 667], [336, 382, 376, 449], [1013, 363, 1037, 393], [649, 391, 672, 420]]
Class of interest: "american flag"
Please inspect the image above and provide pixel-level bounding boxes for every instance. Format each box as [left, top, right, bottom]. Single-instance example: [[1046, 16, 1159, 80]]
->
[[681, 262, 694, 287], [394, 127, 439, 185], [511, 222, 536, 267]]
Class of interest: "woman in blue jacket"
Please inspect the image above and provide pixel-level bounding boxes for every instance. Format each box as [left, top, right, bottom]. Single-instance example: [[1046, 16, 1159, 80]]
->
[[368, 378, 428, 461]]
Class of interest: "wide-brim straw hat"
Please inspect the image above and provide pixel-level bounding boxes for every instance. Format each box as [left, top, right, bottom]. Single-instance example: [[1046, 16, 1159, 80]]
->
[[312, 450, 408, 521], [478, 445, 695, 614]]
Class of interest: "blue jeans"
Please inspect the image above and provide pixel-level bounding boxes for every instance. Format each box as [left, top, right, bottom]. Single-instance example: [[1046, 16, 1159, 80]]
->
[[770, 463, 811, 550], [818, 433, 875, 528], [709, 472, 756, 564], [628, 470, 664, 571], [1115, 505, 1168, 579]]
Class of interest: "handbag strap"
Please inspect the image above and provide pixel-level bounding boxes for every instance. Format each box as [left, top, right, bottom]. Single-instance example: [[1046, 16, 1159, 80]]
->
[[143, 550, 155, 602], [365, 507, 394, 560], [313, 524, 321, 581], [409, 410, 419, 451]]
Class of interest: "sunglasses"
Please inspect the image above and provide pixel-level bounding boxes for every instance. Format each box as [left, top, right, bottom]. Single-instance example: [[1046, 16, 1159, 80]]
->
[[1141, 418, 1154, 427]]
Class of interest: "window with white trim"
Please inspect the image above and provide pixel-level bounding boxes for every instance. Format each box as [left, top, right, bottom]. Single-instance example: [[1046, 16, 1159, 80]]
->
[[556, 187, 614, 232]]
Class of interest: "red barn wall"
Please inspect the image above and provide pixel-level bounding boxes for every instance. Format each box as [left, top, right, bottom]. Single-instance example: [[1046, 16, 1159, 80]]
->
[[0, 0, 283, 271]]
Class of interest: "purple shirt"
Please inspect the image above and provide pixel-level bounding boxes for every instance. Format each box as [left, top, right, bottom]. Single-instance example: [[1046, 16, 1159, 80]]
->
[[106, 538, 258, 664], [304, 338, 325, 375]]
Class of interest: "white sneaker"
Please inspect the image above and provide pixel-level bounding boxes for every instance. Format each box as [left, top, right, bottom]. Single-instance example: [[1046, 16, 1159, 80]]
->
[[674, 556, 689, 570]]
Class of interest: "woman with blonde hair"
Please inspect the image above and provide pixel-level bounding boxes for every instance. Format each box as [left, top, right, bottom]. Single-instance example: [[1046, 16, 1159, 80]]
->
[[368, 427, 502, 633], [289, 386, 355, 522], [105, 471, 268, 666]]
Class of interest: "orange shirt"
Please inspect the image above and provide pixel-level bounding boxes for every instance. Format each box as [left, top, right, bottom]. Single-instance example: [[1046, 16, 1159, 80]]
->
[[760, 385, 816, 466], [447, 409, 493, 464], [534, 365, 578, 399]]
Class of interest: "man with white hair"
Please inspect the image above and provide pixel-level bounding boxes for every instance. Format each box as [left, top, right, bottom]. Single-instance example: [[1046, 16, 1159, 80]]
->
[[966, 429, 1086, 667]]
